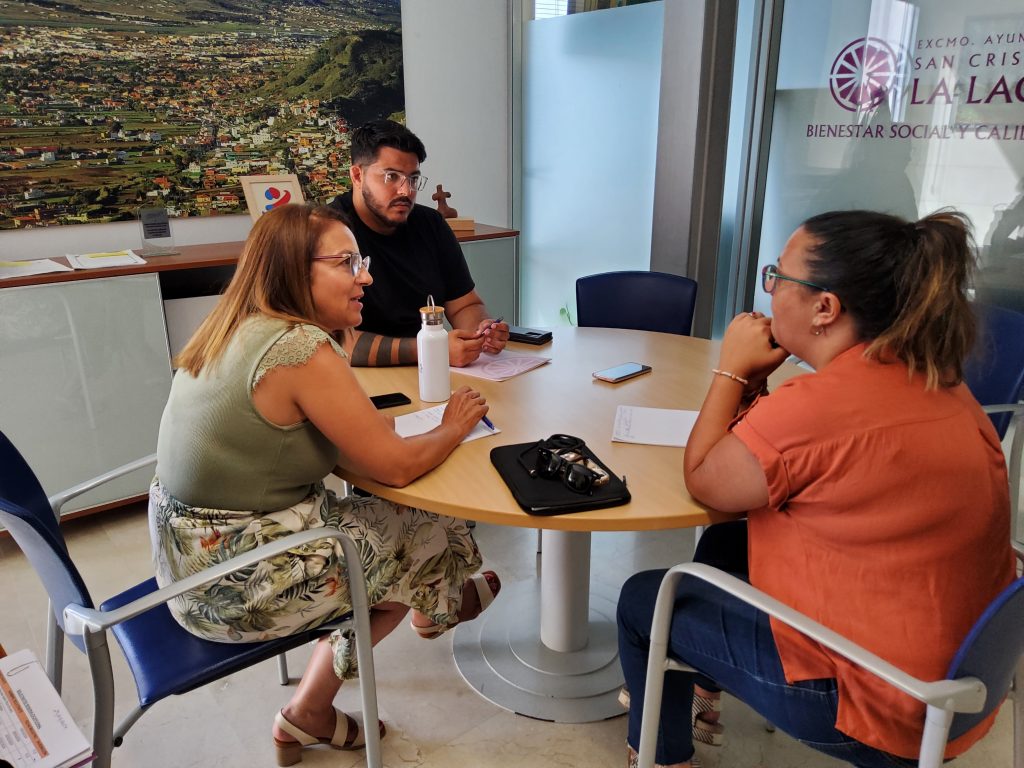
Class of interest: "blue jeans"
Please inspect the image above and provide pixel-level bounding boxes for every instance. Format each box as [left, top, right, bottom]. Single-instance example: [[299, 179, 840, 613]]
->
[[616, 522, 917, 767]]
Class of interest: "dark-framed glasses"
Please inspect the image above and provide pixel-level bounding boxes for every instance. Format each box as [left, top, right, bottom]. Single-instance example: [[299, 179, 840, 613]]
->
[[312, 251, 371, 277], [518, 435, 610, 495], [375, 169, 428, 192], [761, 263, 829, 294]]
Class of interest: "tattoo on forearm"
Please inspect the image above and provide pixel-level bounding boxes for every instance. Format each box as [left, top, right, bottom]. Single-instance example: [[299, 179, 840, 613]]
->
[[375, 337, 394, 367], [349, 331, 418, 366], [350, 332, 375, 366], [397, 337, 417, 364]]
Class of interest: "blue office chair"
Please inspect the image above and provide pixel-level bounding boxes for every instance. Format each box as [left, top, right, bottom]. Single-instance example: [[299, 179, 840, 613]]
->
[[0, 430, 381, 768], [965, 303, 1024, 440], [637, 553, 1024, 768], [964, 303, 1024, 542], [576, 271, 698, 336]]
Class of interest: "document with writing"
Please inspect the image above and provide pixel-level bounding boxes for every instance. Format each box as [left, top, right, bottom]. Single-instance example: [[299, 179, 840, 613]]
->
[[394, 404, 501, 443], [65, 249, 146, 270], [612, 405, 699, 448], [0, 649, 94, 768]]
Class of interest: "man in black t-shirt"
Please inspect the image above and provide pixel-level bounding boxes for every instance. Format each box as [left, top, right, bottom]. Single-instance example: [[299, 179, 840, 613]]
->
[[329, 120, 509, 367]]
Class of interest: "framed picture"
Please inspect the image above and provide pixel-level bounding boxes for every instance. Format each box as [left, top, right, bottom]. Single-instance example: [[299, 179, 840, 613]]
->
[[240, 174, 305, 222]]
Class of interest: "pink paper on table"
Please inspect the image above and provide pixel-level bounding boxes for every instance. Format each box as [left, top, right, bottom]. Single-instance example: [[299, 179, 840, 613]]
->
[[453, 350, 551, 382]]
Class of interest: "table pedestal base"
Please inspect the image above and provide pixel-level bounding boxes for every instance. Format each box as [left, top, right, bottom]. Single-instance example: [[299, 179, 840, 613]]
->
[[452, 578, 626, 722]]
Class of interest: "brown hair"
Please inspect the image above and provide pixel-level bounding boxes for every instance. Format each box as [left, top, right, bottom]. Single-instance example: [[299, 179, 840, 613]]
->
[[174, 203, 350, 375], [801, 209, 976, 389]]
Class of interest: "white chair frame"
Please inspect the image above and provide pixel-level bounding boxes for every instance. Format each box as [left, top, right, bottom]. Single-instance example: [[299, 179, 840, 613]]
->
[[637, 554, 1024, 768], [35, 455, 381, 768]]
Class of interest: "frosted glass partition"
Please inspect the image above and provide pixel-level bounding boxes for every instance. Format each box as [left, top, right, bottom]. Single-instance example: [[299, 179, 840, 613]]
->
[[754, 0, 1024, 316], [0, 274, 172, 513], [522, 2, 664, 326]]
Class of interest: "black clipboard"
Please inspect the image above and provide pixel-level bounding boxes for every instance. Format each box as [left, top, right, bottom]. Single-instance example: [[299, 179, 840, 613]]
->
[[490, 439, 630, 516]]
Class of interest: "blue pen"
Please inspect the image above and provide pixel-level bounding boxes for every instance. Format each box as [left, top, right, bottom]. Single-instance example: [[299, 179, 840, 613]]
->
[[475, 316, 504, 339], [481, 415, 496, 430]]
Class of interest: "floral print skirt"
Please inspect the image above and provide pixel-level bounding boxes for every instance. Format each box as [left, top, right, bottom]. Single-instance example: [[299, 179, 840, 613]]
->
[[149, 479, 483, 679]]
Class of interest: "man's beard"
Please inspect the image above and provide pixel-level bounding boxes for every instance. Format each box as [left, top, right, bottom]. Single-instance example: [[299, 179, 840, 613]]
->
[[362, 187, 412, 229]]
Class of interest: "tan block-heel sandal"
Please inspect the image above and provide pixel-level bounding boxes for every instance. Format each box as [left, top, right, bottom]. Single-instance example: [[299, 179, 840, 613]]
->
[[411, 570, 501, 638], [272, 706, 385, 766]]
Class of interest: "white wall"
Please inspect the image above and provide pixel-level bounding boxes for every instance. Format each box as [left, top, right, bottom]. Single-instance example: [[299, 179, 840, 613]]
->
[[401, 0, 512, 227], [1, 1, 513, 260]]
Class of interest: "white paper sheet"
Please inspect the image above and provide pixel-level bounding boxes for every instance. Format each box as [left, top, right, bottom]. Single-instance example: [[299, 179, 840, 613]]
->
[[0, 259, 72, 280], [452, 350, 550, 382], [612, 405, 699, 448], [394, 404, 501, 443], [0, 649, 93, 768], [65, 249, 146, 269]]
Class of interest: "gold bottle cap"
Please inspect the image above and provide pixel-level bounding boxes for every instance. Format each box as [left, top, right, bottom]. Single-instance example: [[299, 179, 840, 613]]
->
[[420, 294, 444, 325]]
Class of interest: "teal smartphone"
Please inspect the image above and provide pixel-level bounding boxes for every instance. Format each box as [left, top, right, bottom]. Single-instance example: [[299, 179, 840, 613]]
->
[[592, 362, 652, 383]]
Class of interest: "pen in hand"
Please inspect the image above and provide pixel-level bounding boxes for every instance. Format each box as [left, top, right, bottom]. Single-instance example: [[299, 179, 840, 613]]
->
[[475, 316, 504, 338], [481, 415, 495, 431]]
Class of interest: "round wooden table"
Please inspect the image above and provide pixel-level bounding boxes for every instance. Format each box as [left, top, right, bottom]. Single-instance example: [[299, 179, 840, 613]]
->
[[339, 327, 800, 722]]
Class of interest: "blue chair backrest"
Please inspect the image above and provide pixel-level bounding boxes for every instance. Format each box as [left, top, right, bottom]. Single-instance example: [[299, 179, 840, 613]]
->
[[945, 573, 1024, 739], [576, 271, 698, 336], [964, 303, 1024, 439], [0, 431, 95, 652]]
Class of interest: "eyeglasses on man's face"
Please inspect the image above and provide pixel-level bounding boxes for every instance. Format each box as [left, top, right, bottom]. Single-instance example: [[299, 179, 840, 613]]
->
[[761, 264, 829, 294], [312, 251, 371, 277], [369, 168, 428, 192]]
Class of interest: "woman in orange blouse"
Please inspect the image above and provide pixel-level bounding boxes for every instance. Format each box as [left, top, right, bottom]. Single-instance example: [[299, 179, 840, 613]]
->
[[617, 209, 1015, 768]]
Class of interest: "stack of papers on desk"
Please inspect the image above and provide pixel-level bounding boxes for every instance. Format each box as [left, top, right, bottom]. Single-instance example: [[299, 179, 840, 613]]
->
[[0, 649, 94, 767], [453, 350, 550, 382], [395, 404, 500, 444], [65, 249, 146, 269], [0, 259, 72, 280], [612, 405, 699, 448]]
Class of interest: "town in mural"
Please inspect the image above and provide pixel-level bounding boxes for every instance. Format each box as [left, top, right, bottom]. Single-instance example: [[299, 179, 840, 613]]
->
[[0, 0, 403, 229]]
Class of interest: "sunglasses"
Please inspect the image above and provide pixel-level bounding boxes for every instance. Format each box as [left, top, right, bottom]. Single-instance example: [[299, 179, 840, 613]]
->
[[518, 435, 609, 495]]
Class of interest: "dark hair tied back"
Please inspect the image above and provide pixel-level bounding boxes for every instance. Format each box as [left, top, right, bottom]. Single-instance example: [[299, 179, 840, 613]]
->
[[801, 209, 976, 389]]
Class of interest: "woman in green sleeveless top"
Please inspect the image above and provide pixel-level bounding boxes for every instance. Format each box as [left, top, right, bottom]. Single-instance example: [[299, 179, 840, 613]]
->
[[150, 203, 500, 765]]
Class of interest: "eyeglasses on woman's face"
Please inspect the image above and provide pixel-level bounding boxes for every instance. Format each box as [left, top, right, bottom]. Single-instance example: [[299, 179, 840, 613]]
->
[[370, 168, 429, 192], [312, 251, 371, 277], [761, 263, 829, 294]]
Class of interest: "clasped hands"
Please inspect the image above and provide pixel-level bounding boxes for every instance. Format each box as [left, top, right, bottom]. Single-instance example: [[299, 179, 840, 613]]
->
[[717, 311, 790, 398], [449, 318, 510, 367]]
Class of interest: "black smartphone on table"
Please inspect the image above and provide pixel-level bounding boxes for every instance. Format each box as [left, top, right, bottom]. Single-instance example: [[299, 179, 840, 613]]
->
[[508, 326, 553, 345], [592, 362, 652, 383], [369, 392, 412, 409]]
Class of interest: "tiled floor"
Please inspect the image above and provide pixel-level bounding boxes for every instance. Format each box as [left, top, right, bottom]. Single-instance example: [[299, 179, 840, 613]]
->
[[0, 502, 1016, 768]]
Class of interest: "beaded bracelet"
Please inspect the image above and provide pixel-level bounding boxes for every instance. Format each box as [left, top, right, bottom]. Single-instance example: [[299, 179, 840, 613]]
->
[[711, 368, 749, 386]]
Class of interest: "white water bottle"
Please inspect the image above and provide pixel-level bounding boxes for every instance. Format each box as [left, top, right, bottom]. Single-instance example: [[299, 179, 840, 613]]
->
[[417, 295, 450, 402]]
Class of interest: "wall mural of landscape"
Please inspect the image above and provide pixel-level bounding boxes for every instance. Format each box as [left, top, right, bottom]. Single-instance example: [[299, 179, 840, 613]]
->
[[0, 0, 403, 229]]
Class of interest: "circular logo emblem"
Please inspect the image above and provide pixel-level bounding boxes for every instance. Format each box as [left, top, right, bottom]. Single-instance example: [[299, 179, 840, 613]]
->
[[263, 185, 292, 212], [829, 37, 900, 112]]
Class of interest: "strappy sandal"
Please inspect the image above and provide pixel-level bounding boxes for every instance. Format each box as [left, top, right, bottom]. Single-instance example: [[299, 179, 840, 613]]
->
[[273, 706, 385, 766], [411, 570, 501, 639], [691, 689, 723, 747], [617, 685, 723, 747]]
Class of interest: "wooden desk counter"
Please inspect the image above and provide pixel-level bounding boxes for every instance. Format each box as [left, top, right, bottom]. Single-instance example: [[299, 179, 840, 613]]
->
[[0, 223, 520, 289]]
